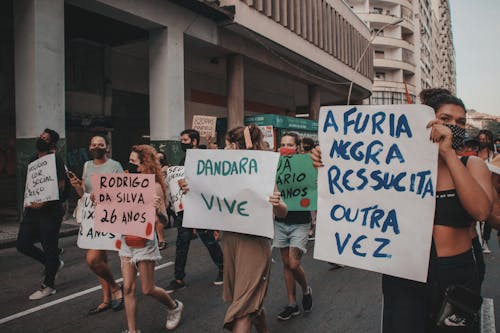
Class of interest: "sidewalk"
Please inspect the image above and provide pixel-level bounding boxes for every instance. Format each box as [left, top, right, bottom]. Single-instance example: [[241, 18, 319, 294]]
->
[[0, 216, 80, 249]]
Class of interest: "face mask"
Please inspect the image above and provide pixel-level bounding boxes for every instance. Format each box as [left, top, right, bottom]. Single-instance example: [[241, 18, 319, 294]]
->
[[127, 162, 140, 174], [302, 145, 312, 152], [279, 147, 296, 156], [496, 144, 500, 152], [36, 138, 51, 152], [443, 124, 466, 150], [90, 148, 106, 159], [180, 142, 192, 152]]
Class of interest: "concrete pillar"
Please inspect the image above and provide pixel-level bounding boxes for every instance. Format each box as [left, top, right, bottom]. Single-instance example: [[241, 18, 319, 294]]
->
[[227, 54, 245, 130], [14, 0, 65, 217], [149, 27, 185, 165], [308, 85, 320, 121]]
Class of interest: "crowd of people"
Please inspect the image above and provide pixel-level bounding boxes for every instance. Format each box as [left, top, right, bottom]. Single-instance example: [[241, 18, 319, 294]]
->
[[15, 87, 500, 333]]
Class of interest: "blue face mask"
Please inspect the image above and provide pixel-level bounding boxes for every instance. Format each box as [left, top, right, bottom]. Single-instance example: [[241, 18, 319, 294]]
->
[[443, 124, 466, 150]]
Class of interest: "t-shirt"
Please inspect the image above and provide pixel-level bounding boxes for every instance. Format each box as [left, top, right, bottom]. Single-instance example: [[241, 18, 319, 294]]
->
[[276, 210, 312, 225], [24, 153, 66, 217], [82, 159, 123, 193]]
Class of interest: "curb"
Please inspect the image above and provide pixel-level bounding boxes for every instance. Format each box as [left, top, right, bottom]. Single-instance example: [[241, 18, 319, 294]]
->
[[0, 226, 80, 250]]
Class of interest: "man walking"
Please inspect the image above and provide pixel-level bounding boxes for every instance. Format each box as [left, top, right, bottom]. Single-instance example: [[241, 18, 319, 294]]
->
[[17, 129, 66, 300], [166, 129, 224, 292]]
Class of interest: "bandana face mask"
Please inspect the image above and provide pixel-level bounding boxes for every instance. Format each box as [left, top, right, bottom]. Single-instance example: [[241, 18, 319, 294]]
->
[[443, 124, 466, 150]]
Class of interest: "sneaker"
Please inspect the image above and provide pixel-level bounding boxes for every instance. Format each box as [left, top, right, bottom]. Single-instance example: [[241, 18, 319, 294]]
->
[[166, 300, 184, 330], [277, 305, 300, 321], [302, 286, 313, 312], [166, 280, 186, 293], [29, 285, 56, 300], [213, 271, 223, 286], [443, 313, 467, 327], [483, 243, 491, 254]]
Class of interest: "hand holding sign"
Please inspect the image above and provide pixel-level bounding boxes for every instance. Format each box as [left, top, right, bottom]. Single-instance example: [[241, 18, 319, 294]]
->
[[91, 174, 156, 240]]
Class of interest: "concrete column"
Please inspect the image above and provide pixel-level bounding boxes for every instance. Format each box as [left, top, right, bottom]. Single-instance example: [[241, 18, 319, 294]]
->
[[149, 27, 185, 165], [14, 0, 65, 217], [227, 54, 245, 130], [308, 85, 320, 121]]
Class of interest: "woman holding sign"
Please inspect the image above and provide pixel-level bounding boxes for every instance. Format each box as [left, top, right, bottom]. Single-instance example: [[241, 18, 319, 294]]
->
[[274, 133, 313, 321], [311, 90, 493, 332], [179, 125, 288, 332], [120, 145, 183, 332], [70, 136, 125, 314]]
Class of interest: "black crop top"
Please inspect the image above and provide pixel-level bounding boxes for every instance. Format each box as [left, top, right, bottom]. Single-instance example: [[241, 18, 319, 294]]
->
[[433, 156, 474, 228]]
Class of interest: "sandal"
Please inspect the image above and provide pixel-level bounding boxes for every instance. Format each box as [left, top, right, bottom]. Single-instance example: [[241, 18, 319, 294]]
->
[[88, 302, 111, 315], [158, 241, 167, 251], [111, 285, 124, 311]]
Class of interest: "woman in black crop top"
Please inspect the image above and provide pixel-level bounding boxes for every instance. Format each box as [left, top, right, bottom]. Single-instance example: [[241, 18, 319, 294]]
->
[[381, 90, 493, 333], [311, 89, 493, 332]]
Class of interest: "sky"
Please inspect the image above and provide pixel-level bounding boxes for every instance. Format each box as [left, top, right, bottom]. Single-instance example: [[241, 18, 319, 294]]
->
[[450, 0, 500, 116]]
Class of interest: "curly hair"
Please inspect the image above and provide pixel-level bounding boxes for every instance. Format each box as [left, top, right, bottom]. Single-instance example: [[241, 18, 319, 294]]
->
[[419, 88, 466, 113], [226, 124, 264, 150], [131, 145, 166, 197]]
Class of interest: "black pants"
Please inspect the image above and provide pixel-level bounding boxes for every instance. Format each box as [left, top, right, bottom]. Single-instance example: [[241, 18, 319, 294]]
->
[[174, 213, 224, 281], [382, 250, 480, 333], [17, 209, 63, 288], [482, 221, 492, 242]]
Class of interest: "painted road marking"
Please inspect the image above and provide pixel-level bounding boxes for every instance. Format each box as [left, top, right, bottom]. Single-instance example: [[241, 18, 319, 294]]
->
[[481, 298, 495, 333], [0, 261, 173, 325]]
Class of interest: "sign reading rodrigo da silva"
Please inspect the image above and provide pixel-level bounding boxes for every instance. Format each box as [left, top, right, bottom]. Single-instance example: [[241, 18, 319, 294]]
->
[[314, 105, 438, 282], [276, 154, 317, 211], [91, 174, 156, 240], [182, 149, 280, 239]]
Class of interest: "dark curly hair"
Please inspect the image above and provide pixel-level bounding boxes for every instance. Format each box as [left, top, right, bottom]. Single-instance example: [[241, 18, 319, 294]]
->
[[226, 124, 264, 150], [131, 145, 166, 197], [419, 88, 466, 113]]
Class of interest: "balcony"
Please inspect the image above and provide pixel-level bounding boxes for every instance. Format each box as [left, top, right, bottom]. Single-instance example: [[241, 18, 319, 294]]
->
[[370, 0, 413, 9], [358, 12, 414, 31], [220, 0, 373, 86], [373, 36, 414, 51], [373, 80, 416, 94], [374, 58, 416, 74]]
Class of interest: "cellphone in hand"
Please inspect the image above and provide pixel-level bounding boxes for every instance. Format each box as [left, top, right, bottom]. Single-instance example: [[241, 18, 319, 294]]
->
[[66, 170, 77, 179]]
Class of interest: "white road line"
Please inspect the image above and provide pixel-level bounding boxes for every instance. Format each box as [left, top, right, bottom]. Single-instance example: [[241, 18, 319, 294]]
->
[[481, 298, 495, 333], [0, 261, 174, 325]]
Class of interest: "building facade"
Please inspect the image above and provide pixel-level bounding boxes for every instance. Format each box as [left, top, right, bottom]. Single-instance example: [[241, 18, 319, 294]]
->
[[346, 0, 456, 105], [1, 0, 373, 219]]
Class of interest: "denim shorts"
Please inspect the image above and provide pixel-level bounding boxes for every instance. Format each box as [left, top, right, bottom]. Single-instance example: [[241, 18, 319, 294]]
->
[[273, 222, 310, 253], [119, 235, 161, 266]]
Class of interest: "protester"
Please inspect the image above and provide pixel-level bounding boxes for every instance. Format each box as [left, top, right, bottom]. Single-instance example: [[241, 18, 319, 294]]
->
[[476, 129, 497, 253], [179, 124, 288, 332], [311, 89, 493, 332], [274, 133, 313, 320], [301, 137, 316, 241], [121, 145, 183, 332], [486, 155, 500, 232], [156, 151, 168, 250], [70, 136, 124, 314], [165, 129, 224, 292], [495, 138, 500, 154], [17, 129, 66, 300]]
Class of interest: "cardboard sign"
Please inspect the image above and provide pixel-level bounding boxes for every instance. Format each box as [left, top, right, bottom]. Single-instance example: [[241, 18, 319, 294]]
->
[[192, 115, 217, 138], [314, 105, 438, 282], [24, 154, 59, 207], [259, 125, 275, 149], [276, 154, 317, 211], [91, 174, 156, 239], [166, 166, 185, 213], [182, 149, 280, 238], [77, 193, 120, 251]]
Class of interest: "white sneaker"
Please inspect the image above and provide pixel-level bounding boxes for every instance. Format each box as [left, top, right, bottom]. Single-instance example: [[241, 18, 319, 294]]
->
[[166, 300, 184, 330], [483, 243, 491, 254], [29, 285, 56, 300]]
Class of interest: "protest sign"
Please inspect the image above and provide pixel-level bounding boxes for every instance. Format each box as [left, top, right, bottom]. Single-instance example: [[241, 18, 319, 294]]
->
[[24, 154, 59, 207], [259, 125, 275, 149], [166, 166, 185, 213], [192, 115, 217, 138], [91, 174, 156, 240], [276, 154, 317, 211], [77, 193, 120, 251], [314, 105, 438, 282], [182, 149, 280, 238]]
